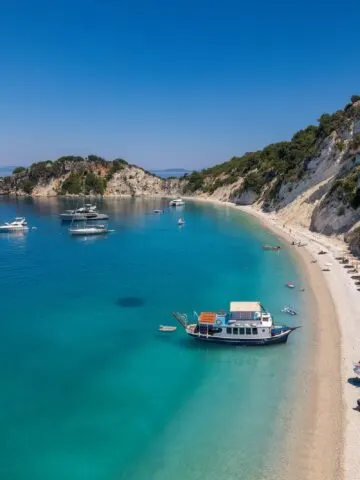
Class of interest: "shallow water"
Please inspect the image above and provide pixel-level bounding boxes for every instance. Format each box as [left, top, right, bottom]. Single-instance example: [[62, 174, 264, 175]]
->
[[0, 197, 308, 479]]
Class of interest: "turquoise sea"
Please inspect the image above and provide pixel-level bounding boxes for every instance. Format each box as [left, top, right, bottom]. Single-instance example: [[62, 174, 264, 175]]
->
[[0, 197, 309, 480]]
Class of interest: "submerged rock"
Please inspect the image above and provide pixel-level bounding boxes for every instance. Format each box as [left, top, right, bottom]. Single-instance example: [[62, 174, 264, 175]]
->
[[116, 296, 145, 308]]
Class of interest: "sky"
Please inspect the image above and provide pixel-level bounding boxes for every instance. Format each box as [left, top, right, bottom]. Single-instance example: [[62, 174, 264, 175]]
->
[[0, 0, 359, 170]]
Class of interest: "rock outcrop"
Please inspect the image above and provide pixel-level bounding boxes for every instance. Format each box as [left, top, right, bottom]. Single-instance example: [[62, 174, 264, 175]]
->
[[0, 156, 182, 197], [181, 98, 360, 244]]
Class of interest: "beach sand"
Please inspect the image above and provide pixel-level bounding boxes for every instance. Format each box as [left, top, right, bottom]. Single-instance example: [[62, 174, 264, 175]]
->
[[185, 197, 359, 480]]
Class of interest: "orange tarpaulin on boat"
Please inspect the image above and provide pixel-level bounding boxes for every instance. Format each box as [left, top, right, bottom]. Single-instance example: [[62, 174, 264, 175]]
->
[[199, 312, 216, 324]]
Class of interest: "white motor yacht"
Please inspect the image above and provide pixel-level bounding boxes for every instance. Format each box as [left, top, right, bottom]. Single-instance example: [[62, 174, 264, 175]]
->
[[60, 204, 109, 221], [169, 198, 185, 207], [0, 217, 29, 232]]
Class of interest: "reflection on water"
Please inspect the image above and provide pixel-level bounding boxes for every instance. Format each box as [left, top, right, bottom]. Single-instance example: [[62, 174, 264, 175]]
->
[[0, 230, 28, 246], [70, 234, 110, 244]]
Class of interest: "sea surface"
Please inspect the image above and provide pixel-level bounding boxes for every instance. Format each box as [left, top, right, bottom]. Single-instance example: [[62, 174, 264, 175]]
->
[[0, 197, 309, 480]]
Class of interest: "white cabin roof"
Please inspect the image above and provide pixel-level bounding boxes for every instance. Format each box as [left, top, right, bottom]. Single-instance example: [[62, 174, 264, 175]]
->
[[230, 301, 261, 312]]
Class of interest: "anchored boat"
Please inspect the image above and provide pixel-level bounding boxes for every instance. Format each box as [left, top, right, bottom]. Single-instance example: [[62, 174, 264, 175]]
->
[[262, 245, 281, 251], [169, 198, 185, 207], [281, 306, 297, 316], [173, 301, 298, 346], [0, 217, 29, 232], [69, 224, 109, 236], [60, 204, 109, 221]]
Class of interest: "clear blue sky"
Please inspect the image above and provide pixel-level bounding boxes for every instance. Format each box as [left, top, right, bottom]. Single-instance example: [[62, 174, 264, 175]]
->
[[0, 0, 359, 169]]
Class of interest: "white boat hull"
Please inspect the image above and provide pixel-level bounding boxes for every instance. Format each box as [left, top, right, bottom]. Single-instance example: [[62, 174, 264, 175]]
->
[[69, 227, 108, 236], [186, 328, 294, 346], [60, 213, 109, 221]]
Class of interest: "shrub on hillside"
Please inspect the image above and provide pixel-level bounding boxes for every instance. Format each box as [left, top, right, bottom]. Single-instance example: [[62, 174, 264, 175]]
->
[[12, 166, 26, 175]]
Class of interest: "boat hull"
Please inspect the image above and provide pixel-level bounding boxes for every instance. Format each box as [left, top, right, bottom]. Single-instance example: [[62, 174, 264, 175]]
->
[[60, 213, 109, 221], [186, 329, 293, 346], [0, 227, 28, 232], [69, 228, 108, 236]]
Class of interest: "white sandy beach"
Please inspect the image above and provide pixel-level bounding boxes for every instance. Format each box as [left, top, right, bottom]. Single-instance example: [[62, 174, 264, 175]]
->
[[238, 206, 360, 480], [185, 196, 359, 480]]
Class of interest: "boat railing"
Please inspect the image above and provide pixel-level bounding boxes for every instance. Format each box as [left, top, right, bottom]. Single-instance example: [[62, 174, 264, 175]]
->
[[172, 312, 188, 328]]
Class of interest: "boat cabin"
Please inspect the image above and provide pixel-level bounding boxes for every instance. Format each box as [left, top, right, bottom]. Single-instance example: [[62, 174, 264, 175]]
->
[[194, 301, 273, 340]]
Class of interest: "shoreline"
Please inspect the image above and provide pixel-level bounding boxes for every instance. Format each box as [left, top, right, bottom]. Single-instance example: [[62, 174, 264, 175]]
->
[[185, 196, 351, 479]]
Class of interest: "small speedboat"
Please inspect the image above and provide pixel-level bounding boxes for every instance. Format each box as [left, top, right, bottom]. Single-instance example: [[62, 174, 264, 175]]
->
[[286, 282, 295, 289], [0, 217, 29, 232], [69, 224, 109, 236], [281, 306, 297, 316], [177, 218, 185, 225], [169, 198, 185, 207], [159, 325, 177, 332]]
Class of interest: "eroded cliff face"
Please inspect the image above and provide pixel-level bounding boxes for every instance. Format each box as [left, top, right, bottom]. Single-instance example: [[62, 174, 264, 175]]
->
[[105, 165, 181, 196], [182, 100, 360, 242]]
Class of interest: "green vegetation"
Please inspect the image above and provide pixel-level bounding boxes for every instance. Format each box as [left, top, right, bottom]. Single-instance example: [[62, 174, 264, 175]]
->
[[183, 125, 318, 201], [346, 226, 360, 257], [85, 171, 106, 195], [330, 166, 360, 209], [106, 159, 128, 181], [61, 172, 83, 194], [182, 96, 360, 207], [22, 180, 36, 194], [349, 133, 360, 151], [60, 171, 107, 195], [12, 166, 26, 174]]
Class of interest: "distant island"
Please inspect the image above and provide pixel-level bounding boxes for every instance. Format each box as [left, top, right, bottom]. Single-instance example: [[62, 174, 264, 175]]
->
[[0, 166, 20, 177]]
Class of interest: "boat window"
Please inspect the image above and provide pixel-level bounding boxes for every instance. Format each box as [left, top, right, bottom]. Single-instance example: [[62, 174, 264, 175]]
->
[[252, 328, 258, 335], [232, 328, 238, 335], [246, 328, 251, 335], [239, 328, 245, 335], [262, 329, 265, 333], [226, 327, 232, 334]]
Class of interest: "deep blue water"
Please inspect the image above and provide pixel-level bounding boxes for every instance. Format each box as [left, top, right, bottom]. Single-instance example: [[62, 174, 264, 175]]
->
[[0, 197, 308, 480]]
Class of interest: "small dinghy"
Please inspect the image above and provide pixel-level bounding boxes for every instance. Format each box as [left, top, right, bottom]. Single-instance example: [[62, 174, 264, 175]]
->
[[159, 325, 177, 332], [281, 306, 297, 316], [153, 209, 164, 214], [262, 245, 280, 251], [286, 282, 295, 289], [178, 218, 185, 226]]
